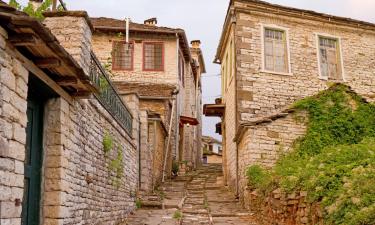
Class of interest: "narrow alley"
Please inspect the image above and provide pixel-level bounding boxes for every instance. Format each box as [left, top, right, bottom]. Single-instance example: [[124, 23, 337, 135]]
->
[[123, 164, 258, 225]]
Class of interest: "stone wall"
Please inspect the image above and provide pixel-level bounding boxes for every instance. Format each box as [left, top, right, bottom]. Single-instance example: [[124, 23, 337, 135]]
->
[[0, 12, 139, 225], [0, 26, 29, 225], [92, 32, 179, 86], [237, 113, 307, 200], [42, 97, 138, 225], [222, 27, 238, 193], [206, 155, 223, 164], [243, 188, 323, 225], [233, 1, 375, 122]]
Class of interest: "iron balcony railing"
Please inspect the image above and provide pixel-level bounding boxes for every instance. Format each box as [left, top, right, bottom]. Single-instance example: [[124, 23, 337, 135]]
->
[[89, 52, 133, 135]]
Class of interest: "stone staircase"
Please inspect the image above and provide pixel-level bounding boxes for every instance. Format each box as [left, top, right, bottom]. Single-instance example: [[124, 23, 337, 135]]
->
[[122, 164, 258, 225]]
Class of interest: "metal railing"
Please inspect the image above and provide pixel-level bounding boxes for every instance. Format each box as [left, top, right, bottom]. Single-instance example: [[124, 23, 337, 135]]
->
[[52, 0, 133, 135], [90, 53, 133, 135]]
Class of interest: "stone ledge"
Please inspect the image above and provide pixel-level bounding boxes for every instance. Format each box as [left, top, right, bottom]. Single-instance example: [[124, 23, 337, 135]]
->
[[43, 11, 94, 32]]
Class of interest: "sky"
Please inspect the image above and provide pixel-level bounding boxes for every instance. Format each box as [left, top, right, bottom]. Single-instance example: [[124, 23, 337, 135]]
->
[[13, 0, 375, 141]]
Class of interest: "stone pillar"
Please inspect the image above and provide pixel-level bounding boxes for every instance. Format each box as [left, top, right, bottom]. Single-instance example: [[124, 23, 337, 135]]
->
[[43, 11, 93, 75], [121, 93, 140, 188], [41, 98, 70, 225]]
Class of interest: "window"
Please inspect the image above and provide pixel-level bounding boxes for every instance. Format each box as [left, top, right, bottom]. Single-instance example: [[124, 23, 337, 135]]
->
[[263, 28, 289, 73], [318, 36, 342, 80], [143, 42, 164, 71], [112, 41, 133, 70], [178, 53, 185, 86]]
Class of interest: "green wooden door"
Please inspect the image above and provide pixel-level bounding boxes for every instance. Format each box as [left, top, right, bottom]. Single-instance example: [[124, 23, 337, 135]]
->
[[22, 98, 44, 225]]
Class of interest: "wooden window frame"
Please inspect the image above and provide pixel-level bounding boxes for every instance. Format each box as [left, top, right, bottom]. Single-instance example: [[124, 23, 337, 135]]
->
[[112, 40, 134, 71], [261, 24, 292, 76], [142, 42, 165, 72], [315, 33, 345, 81]]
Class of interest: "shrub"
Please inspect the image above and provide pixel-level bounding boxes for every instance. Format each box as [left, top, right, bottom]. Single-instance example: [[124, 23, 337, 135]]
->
[[246, 85, 375, 225], [173, 210, 182, 220], [172, 160, 179, 175], [246, 165, 273, 193]]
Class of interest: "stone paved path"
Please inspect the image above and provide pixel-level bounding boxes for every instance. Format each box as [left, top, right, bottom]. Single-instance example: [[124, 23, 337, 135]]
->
[[123, 164, 258, 225]]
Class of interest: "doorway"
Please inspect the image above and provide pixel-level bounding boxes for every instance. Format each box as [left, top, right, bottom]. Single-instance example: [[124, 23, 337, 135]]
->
[[22, 75, 57, 225]]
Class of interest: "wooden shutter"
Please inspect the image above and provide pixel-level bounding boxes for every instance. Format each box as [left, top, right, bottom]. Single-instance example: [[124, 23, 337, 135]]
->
[[319, 37, 341, 80], [264, 28, 288, 73]]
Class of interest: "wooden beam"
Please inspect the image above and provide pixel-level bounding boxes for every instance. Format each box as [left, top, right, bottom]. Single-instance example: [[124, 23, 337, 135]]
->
[[5, 41, 73, 103], [34, 58, 61, 68], [55, 77, 78, 86], [72, 91, 92, 98], [9, 34, 38, 46]]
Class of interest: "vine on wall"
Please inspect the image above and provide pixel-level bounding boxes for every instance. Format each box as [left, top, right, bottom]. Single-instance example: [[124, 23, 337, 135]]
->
[[102, 132, 125, 189]]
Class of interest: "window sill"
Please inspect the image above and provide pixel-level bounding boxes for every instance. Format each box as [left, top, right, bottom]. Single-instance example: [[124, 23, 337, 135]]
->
[[260, 70, 293, 76]]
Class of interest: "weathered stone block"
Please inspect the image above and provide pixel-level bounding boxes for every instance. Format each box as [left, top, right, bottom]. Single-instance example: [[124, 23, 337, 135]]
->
[[0, 67, 16, 91], [8, 140, 25, 161], [0, 158, 14, 172], [0, 201, 22, 218], [0, 185, 11, 201], [44, 191, 67, 206], [237, 90, 253, 101], [12, 59, 28, 83]]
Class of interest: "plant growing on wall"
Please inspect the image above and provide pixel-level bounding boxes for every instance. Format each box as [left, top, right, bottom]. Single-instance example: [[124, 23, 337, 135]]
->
[[245, 84, 375, 225], [9, 0, 65, 20], [102, 132, 125, 189]]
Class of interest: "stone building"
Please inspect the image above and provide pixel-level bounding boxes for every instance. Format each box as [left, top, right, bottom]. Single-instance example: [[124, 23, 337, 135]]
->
[[205, 0, 375, 200], [202, 136, 222, 164], [90, 17, 205, 192], [0, 4, 139, 225]]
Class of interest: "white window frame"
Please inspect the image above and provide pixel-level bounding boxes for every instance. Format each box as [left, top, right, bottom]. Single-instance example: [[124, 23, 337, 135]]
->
[[261, 24, 292, 76], [315, 33, 346, 81]]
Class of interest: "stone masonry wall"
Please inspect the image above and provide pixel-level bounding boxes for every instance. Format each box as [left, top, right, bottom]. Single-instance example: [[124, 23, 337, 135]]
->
[[243, 188, 323, 225], [0, 14, 139, 225], [43, 16, 92, 76], [0, 26, 29, 225], [42, 97, 138, 225], [92, 33, 179, 86], [234, 3, 375, 122], [221, 26, 238, 191], [237, 113, 307, 201]]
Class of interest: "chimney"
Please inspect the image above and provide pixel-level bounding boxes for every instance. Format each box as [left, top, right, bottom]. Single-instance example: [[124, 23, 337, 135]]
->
[[29, 0, 43, 9], [191, 40, 201, 49], [144, 18, 157, 26]]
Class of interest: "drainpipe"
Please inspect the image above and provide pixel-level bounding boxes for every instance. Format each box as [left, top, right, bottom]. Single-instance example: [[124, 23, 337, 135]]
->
[[175, 33, 180, 161], [232, 13, 240, 198]]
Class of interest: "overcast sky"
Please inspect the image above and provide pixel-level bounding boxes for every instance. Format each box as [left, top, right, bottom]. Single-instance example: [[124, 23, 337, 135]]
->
[[14, 0, 375, 140]]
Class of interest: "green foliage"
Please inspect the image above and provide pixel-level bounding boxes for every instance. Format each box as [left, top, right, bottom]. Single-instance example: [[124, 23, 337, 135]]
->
[[9, 0, 21, 10], [102, 132, 113, 155], [246, 165, 274, 194], [9, 0, 53, 20], [246, 85, 375, 225], [292, 84, 375, 156], [135, 199, 142, 209], [173, 210, 182, 220], [172, 160, 179, 175], [102, 133, 124, 189], [99, 76, 110, 93]]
